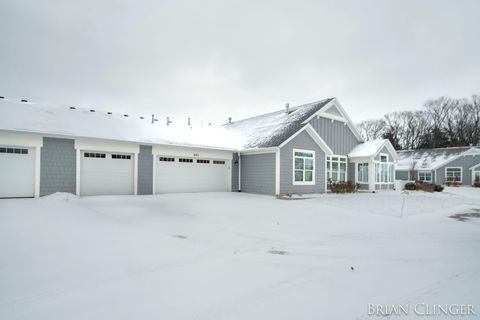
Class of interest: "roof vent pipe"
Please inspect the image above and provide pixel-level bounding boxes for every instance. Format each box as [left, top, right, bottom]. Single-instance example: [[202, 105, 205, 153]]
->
[[21, 99, 28, 102], [285, 103, 289, 114], [228, 117, 232, 123], [0, 96, 4, 99]]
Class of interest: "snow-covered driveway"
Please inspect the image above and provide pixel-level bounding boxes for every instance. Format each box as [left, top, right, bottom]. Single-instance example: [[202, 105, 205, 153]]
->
[[1, 189, 479, 319]]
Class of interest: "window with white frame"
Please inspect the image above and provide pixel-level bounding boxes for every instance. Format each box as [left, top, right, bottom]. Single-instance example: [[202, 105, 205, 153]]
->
[[445, 167, 462, 182], [474, 170, 480, 183], [357, 163, 369, 183], [327, 156, 347, 182], [375, 153, 394, 184], [293, 149, 315, 184], [418, 171, 432, 183]]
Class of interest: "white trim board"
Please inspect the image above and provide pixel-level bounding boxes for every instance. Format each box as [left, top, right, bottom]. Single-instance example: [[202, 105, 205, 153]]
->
[[240, 147, 278, 155], [469, 162, 480, 170], [372, 140, 399, 162], [292, 148, 315, 186], [278, 124, 334, 155], [275, 149, 280, 194]]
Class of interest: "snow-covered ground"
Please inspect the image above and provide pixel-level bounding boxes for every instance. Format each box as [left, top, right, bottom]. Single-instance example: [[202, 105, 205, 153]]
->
[[0, 188, 479, 319]]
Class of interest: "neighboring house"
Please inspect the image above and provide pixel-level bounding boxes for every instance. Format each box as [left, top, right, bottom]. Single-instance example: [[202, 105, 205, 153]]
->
[[395, 147, 480, 186], [0, 97, 398, 198]]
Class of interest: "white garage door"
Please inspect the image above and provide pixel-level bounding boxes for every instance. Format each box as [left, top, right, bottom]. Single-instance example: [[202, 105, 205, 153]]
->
[[80, 151, 134, 196], [155, 156, 229, 193], [0, 146, 35, 198]]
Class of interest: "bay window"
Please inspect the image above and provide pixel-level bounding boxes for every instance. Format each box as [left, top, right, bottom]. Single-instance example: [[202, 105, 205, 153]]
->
[[327, 156, 347, 182], [293, 149, 315, 185], [375, 153, 394, 184]]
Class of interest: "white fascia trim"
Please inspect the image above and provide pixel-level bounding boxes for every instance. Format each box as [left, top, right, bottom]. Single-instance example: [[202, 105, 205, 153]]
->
[[462, 147, 480, 156], [2, 128, 236, 152], [372, 140, 399, 162], [275, 148, 280, 194], [240, 147, 278, 155], [75, 138, 140, 154], [316, 112, 347, 123], [0, 130, 43, 148], [469, 162, 480, 170], [278, 124, 333, 155], [301, 98, 364, 143]]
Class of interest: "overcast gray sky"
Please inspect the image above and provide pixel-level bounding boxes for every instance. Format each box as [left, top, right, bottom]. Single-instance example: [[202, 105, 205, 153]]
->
[[1, 0, 479, 126]]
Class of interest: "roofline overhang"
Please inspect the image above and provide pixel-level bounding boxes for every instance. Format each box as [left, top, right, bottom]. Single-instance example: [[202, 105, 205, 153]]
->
[[0, 128, 237, 152]]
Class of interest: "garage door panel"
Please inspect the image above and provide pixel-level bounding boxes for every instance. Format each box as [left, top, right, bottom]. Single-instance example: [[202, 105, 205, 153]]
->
[[80, 152, 134, 196], [0, 146, 35, 198], [155, 157, 228, 193]]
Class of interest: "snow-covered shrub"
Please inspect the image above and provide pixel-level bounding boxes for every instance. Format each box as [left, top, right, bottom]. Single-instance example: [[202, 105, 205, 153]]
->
[[404, 182, 416, 190], [328, 180, 359, 193]]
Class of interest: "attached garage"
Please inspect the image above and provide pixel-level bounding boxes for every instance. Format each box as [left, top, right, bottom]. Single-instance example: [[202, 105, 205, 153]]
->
[[80, 151, 134, 196], [0, 146, 36, 198], [155, 156, 230, 193]]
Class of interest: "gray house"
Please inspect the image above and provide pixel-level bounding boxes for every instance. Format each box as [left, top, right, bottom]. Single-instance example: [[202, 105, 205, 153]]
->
[[0, 96, 398, 198], [395, 147, 480, 186], [225, 100, 398, 194]]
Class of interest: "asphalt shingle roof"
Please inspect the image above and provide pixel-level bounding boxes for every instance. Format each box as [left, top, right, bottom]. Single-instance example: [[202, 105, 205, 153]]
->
[[223, 98, 334, 149], [396, 147, 475, 170]]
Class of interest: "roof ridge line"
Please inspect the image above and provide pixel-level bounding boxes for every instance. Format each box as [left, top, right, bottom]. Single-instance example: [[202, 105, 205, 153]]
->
[[225, 98, 334, 125]]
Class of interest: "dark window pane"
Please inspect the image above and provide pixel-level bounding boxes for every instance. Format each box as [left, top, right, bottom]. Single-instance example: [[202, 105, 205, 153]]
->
[[295, 170, 303, 182]]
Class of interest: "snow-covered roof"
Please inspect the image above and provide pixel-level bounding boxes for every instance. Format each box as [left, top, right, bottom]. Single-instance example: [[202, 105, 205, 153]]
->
[[396, 147, 478, 170], [223, 98, 334, 148], [348, 139, 389, 158], [0, 98, 244, 150]]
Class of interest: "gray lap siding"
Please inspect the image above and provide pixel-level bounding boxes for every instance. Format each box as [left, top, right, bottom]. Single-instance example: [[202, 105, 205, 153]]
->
[[240, 153, 276, 194], [395, 170, 409, 180], [231, 153, 239, 192], [40, 137, 76, 196], [280, 130, 326, 194], [436, 155, 480, 185]]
